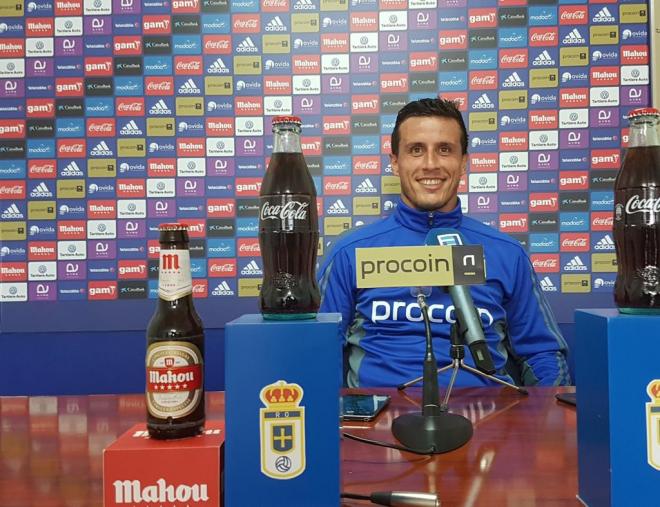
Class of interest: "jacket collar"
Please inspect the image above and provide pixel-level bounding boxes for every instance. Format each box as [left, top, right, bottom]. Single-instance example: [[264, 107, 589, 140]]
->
[[393, 197, 463, 232]]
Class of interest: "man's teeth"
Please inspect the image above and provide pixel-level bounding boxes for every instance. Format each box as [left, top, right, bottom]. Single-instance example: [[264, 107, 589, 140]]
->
[[419, 179, 441, 185]]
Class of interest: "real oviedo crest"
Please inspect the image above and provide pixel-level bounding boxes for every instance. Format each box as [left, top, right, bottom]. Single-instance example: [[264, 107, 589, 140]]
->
[[259, 380, 306, 480], [646, 380, 660, 470]]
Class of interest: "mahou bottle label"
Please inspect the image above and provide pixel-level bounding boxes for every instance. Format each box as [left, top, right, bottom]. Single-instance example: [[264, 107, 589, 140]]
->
[[158, 249, 192, 301], [146, 341, 203, 418], [259, 194, 312, 232]]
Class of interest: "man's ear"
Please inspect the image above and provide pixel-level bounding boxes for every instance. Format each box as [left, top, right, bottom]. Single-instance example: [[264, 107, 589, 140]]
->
[[390, 153, 399, 176], [460, 153, 467, 176]]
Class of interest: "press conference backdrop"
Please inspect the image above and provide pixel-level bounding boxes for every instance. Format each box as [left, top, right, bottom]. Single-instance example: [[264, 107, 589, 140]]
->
[[0, 0, 653, 332]]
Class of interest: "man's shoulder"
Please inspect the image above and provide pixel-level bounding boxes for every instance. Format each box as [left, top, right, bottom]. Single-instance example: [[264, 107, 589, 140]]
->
[[461, 216, 526, 255]]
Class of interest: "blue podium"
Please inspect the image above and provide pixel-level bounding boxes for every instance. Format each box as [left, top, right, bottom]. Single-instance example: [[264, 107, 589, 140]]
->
[[224, 313, 342, 507], [575, 309, 660, 507]]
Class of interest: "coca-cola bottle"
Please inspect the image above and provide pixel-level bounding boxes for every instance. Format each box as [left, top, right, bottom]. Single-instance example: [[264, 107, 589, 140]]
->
[[146, 223, 205, 438], [259, 116, 320, 319], [614, 107, 660, 313]]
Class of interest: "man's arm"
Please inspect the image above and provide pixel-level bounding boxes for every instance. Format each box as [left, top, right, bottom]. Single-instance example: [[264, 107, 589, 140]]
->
[[318, 246, 356, 339], [503, 252, 571, 386]]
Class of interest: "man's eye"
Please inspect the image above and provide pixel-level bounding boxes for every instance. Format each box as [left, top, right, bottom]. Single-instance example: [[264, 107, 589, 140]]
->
[[410, 146, 423, 155]]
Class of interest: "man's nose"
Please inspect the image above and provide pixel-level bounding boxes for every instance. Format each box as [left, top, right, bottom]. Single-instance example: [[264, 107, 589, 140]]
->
[[423, 150, 441, 168]]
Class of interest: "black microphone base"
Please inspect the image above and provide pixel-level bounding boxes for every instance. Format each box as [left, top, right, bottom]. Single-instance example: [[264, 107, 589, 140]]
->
[[392, 412, 473, 454]]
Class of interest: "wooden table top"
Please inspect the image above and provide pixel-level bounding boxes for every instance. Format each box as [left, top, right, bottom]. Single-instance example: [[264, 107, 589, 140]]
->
[[0, 387, 578, 507]]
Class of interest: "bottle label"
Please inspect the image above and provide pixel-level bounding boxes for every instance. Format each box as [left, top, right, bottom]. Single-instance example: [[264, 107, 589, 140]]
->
[[146, 341, 203, 419], [259, 194, 315, 232], [158, 249, 192, 301], [616, 188, 660, 225]]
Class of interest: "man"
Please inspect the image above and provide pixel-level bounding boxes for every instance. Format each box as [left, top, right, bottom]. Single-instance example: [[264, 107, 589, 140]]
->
[[318, 98, 570, 388]]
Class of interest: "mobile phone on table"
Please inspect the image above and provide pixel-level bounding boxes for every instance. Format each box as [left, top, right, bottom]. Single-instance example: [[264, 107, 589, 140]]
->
[[340, 394, 390, 421], [555, 391, 577, 407]]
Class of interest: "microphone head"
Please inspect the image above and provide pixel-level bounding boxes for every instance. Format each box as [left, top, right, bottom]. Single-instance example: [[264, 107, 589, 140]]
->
[[410, 286, 432, 298], [425, 228, 465, 246]]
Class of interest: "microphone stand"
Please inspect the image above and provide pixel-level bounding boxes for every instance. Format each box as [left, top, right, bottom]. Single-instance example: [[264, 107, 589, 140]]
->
[[397, 324, 528, 397], [391, 292, 474, 454]]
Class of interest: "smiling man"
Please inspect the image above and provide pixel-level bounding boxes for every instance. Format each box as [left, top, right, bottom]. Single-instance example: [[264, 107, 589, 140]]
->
[[318, 97, 570, 388]]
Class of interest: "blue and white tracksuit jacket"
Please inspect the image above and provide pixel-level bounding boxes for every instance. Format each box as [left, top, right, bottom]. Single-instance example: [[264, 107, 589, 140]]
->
[[318, 198, 570, 388]]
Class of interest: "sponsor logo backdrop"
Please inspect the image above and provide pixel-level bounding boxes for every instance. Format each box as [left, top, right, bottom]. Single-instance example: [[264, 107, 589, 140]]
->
[[0, 0, 652, 330]]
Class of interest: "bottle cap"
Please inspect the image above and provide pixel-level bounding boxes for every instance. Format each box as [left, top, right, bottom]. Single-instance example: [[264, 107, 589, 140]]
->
[[159, 223, 188, 231], [272, 115, 302, 126], [627, 108, 660, 119]]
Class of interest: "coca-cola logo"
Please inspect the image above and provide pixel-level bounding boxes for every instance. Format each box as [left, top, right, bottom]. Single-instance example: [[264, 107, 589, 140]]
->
[[624, 195, 660, 215], [260, 201, 309, 221]]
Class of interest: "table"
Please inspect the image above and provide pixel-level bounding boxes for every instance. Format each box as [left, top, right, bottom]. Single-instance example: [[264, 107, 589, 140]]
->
[[0, 388, 578, 507]]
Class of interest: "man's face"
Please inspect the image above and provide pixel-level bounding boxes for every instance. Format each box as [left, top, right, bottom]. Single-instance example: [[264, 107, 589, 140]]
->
[[390, 115, 467, 212]]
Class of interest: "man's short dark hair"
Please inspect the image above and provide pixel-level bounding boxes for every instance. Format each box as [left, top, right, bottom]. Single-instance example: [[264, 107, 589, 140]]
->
[[390, 98, 468, 156]]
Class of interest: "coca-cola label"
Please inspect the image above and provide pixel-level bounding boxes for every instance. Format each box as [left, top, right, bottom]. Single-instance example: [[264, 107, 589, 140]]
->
[[616, 189, 660, 225], [146, 341, 203, 419], [158, 248, 192, 300], [259, 195, 316, 232]]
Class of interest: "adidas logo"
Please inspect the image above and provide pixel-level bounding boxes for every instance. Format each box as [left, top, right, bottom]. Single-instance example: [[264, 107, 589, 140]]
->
[[240, 260, 262, 275], [472, 93, 494, 110], [562, 28, 585, 45], [265, 16, 287, 32], [565, 256, 587, 271], [1, 203, 23, 219], [327, 199, 349, 215], [60, 161, 83, 177], [539, 276, 557, 292], [149, 99, 172, 115], [236, 36, 258, 53], [207, 57, 229, 74], [212, 281, 235, 296], [593, 7, 615, 22], [532, 50, 554, 66], [502, 71, 524, 88], [91, 141, 113, 156], [355, 178, 377, 194], [30, 182, 53, 198], [594, 234, 615, 251], [178, 78, 200, 95], [120, 120, 143, 136], [294, 0, 315, 10]]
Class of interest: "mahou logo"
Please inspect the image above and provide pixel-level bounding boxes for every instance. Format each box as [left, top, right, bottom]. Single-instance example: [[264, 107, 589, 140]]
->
[[112, 479, 209, 504]]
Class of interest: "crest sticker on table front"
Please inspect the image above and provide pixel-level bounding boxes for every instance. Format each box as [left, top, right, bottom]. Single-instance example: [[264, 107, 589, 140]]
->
[[646, 379, 660, 470], [259, 380, 306, 480]]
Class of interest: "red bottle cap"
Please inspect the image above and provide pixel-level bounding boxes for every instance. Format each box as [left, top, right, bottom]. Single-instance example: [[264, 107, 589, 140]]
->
[[272, 115, 302, 125], [627, 108, 660, 119]]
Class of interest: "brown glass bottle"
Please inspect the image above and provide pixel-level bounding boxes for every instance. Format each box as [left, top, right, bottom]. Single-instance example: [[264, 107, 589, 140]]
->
[[146, 223, 205, 439], [259, 115, 320, 319]]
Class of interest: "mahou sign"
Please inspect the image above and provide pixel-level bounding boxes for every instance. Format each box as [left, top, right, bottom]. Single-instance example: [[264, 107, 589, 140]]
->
[[104, 421, 224, 507]]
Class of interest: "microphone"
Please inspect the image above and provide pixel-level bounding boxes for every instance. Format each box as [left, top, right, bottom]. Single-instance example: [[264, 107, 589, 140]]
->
[[341, 491, 440, 507], [369, 491, 440, 507], [424, 228, 496, 375], [409, 286, 440, 416]]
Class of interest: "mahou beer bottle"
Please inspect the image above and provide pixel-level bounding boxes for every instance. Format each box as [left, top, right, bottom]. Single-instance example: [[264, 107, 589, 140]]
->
[[259, 116, 320, 319], [146, 223, 205, 438], [614, 108, 660, 313]]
